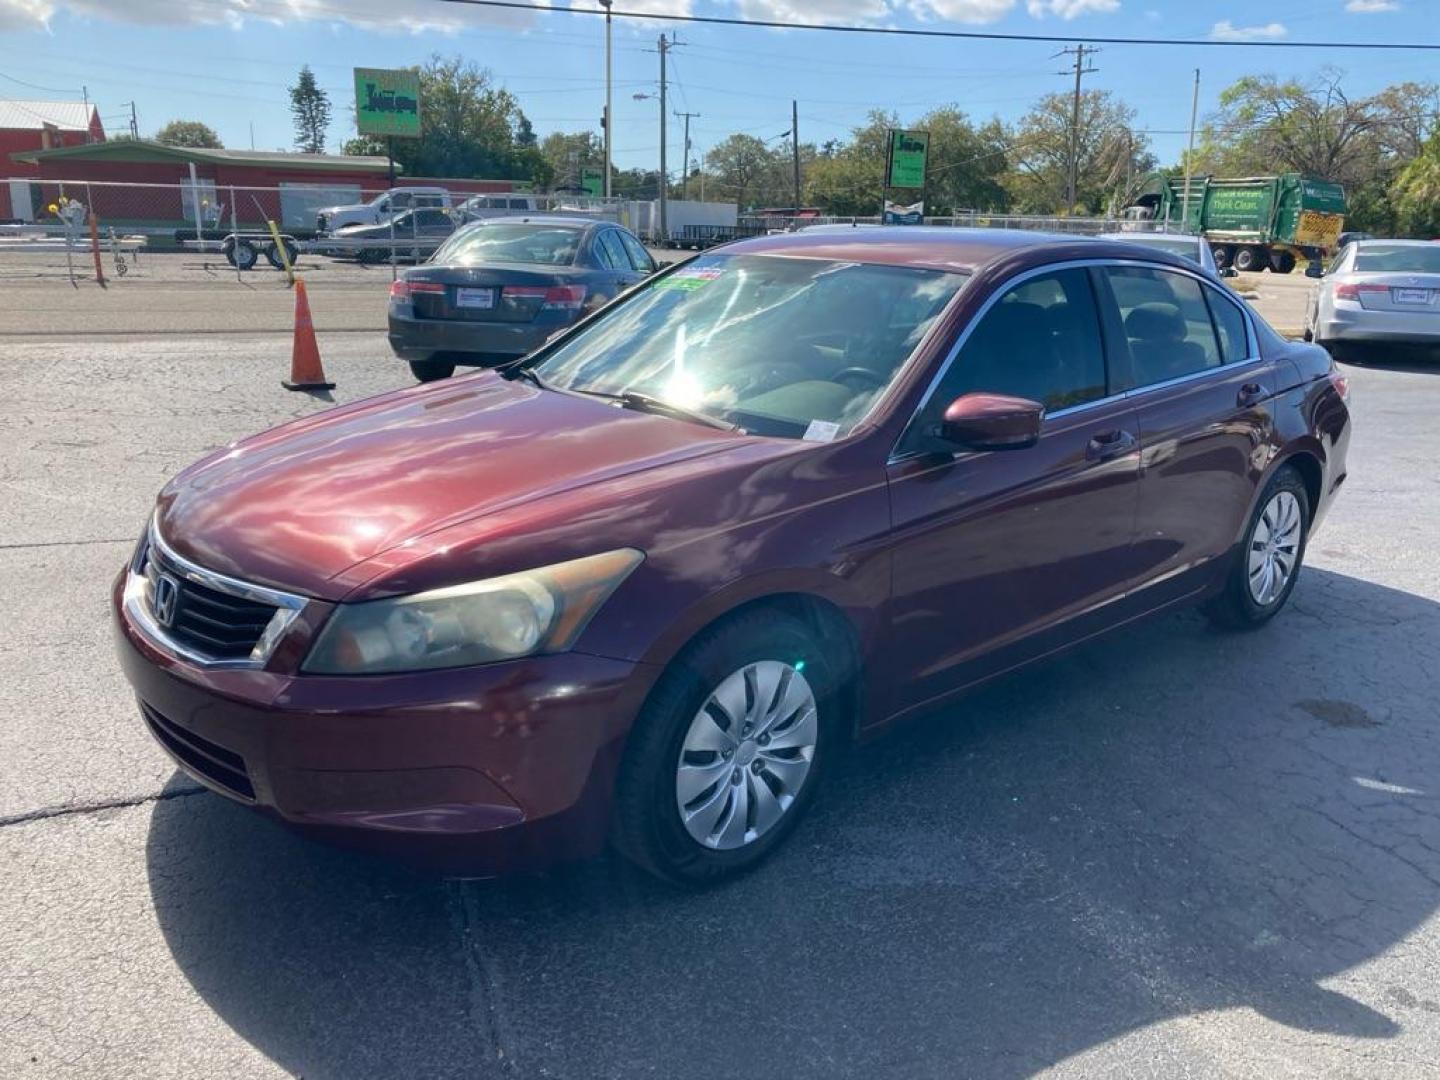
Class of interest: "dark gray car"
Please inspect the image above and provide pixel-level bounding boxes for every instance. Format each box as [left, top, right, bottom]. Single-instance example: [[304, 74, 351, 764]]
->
[[388, 216, 657, 382]]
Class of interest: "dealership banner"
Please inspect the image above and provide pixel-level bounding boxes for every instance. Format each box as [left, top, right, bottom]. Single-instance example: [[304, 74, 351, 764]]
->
[[354, 67, 422, 138], [882, 199, 924, 225]]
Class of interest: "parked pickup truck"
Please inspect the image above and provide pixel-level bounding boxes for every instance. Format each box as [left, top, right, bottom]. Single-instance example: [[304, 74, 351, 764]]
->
[[1124, 173, 1347, 274], [315, 187, 452, 235]]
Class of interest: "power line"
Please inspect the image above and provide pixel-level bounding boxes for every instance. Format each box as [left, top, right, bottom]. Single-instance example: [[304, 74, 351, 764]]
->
[[430, 0, 1440, 50]]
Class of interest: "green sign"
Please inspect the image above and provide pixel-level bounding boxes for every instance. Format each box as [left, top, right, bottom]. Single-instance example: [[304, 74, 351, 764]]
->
[[354, 67, 421, 139], [887, 129, 928, 190], [581, 167, 604, 197]]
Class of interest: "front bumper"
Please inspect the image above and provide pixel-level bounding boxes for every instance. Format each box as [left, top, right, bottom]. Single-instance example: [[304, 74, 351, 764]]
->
[[388, 309, 557, 365], [113, 572, 652, 874]]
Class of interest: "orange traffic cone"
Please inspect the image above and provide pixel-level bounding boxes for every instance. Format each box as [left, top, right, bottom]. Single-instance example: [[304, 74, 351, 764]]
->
[[282, 280, 335, 391]]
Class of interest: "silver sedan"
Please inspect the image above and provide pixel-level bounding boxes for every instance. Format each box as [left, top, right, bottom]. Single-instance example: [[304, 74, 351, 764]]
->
[[1096, 231, 1227, 279], [1305, 240, 1440, 358]]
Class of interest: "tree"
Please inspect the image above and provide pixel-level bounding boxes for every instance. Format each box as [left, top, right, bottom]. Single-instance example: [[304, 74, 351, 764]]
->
[[540, 131, 604, 191], [703, 133, 786, 209], [1392, 129, 1440, 237], [289, 65, 332, 154], [1005, 90, 1151, 214], [154, 120, 222, 149], [341, 56, 548, 184]]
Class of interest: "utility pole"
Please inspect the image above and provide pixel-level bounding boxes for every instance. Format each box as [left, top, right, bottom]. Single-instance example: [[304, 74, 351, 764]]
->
[[1055, 44, 1098, 215], [122, 101, 138, 140], [1181, 68, 1200, 234], [675, 109, 700, 200], [600, 0, 613, 199], [658, 33, 669, 242], [792, 99, 801, 215]]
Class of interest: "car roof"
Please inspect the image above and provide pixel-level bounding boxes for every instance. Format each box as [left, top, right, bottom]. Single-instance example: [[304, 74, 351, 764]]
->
[[471, 215, 603, 229], [719, 226, 1163, 273], [1095, 232, 1200, 244], [1351, 239, 1434, 248]]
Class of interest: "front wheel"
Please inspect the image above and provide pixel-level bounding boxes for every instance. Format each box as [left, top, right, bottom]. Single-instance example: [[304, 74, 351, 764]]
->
[[1204, 466, 1309, 630], [408, 358, 456, 382], [612, 610, 840, 886], [1233, 246, 1267, 273]]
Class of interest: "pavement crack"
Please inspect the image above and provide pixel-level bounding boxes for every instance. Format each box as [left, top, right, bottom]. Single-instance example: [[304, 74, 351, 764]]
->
[[447, 882, 519, 1074], [0, 537, 134, 551], [0, 786, 207, 828]]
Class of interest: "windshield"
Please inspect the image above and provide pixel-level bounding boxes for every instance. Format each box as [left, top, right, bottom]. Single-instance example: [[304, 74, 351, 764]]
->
[[532, 253, 967, 439], [433, 222, 582, 266], [1354, 245, 1440, 273], [1110, 235, 1203, 264]]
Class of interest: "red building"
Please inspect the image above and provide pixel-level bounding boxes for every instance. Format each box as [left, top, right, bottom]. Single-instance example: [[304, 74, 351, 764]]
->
[[0, 99, 105, 221], [8, 139, 515, 233]]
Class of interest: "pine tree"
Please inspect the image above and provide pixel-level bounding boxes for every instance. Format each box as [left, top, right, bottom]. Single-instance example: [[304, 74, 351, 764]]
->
[[289, 66, 331, 154]]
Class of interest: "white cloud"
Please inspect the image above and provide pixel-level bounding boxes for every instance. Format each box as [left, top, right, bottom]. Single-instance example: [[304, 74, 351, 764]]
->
[[1345, 0, 1399, 11], [1209, 18, 1287, 40], [737, 0, 888, 21], [1025, 0, 1119, 18], [0, 0, 550, 33], [909, 0, 1016, 23]]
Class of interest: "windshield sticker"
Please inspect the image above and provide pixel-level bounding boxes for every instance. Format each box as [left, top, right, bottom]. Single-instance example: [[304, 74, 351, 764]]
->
[[655, 267, 725, 291], [803, 419, 840, 443]]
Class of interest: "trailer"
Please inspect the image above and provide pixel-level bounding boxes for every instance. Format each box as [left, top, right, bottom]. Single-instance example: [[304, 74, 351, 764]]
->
[[1125, 173, 1347, 274]]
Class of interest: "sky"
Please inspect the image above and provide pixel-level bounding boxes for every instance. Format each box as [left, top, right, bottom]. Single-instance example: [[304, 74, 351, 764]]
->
[[0, 0, 1435, 182]]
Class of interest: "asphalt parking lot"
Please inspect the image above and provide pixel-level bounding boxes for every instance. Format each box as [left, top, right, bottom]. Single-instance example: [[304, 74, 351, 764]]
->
[[2, 263, 1439, 1079]]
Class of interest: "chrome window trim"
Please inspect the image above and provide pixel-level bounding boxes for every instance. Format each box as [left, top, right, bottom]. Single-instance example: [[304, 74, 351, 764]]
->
[[888, 256, 1262, 465], [122, 519, 309, 670]]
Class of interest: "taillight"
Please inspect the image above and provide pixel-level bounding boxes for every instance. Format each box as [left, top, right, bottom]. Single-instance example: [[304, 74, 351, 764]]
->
[[1329, 371, 1350, 402], [1333, 282, 1387, 301], [503, 284, 588, 311], [389, 280, 445, 302]]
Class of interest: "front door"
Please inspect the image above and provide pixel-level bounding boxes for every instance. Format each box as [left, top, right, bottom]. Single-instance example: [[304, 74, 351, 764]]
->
[[884, 265, 1144, 716]]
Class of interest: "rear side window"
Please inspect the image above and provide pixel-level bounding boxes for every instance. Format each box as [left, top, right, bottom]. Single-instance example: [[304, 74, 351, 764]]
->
[[618, 231, 655, 273], [902, 267, 1106, 451], [595, 230, 629, 270], [1103, 266, 1222, 388], [1205, 288, 1250, 363]]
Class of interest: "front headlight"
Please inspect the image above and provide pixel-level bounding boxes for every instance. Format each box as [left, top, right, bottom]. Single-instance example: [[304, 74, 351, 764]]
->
[[303, 549, 644, 675]]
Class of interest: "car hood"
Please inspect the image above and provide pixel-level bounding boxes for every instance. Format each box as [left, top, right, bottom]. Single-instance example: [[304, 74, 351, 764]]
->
[[156, 374, 747, 599]]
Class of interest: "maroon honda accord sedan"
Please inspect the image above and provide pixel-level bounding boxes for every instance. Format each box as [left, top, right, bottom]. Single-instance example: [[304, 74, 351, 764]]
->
[[114, 228, 1350, 884]]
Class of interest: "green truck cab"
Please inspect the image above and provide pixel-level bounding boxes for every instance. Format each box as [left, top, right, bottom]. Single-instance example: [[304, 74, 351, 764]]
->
[[1125, 173, 1347, 274]]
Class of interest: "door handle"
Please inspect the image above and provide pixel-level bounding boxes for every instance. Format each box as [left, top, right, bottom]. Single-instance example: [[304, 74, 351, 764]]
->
[[1086, 429, 1137, 461], [1237, 382, 1269, 408]]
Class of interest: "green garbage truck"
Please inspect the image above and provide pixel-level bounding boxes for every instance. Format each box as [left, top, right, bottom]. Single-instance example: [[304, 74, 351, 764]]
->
[[1124, 173, 1348, 274]]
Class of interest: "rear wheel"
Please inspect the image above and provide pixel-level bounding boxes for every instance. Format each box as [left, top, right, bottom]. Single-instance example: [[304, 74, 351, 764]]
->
[[1233, 246, 1267, 273], [229, 239, 258, 271], [1211, 245, 1232, 270], [408, 358, 456, 382], [265, 238, 298, 270], [1204, 466, 1309, 630], [1271, 250, 1297, 274], [612, 610, 840, 886]]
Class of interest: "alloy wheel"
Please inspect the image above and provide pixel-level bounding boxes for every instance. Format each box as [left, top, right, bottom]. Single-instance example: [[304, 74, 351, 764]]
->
[[1247, 490, 1302, 606], [675, 660, 818, 851]]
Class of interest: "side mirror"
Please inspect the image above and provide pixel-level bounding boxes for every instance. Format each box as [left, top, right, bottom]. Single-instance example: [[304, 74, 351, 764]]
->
[[933, 392, 1043, 451], [1305, 263, 1325, 279], [1221, 266, 1239, 279]]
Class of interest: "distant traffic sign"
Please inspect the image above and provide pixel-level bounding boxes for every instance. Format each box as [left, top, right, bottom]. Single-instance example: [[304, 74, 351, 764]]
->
[[354, 68, 421, 139], [886, 130, 929, 190]]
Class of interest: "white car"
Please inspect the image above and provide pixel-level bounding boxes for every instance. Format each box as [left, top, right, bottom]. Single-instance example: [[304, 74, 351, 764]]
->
[[315, 187, 452, 235], [1305, 239, 1440, 360], [1096, 232, 1229, 279]]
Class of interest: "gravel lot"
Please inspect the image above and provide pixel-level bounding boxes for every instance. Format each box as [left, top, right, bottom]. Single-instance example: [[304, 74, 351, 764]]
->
[[1, 274, 1438, 1078]]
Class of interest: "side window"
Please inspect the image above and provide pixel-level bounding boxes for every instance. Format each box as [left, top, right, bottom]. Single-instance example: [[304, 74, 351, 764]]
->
[[1103, 266, 1221, 388], [391, 193, 412, 210], [509, 198, 531, 210], [902, 267, 1106, 452], [618, 231, 655, 273], [1205, 287, 1250, 363], [596, 230, 629, 271]]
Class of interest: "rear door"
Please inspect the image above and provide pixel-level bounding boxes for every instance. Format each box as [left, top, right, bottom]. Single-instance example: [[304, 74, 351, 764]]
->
[[591, 229, 640, 298], [1097, 263, 1276, 601], [884, 265, 1145, 713]]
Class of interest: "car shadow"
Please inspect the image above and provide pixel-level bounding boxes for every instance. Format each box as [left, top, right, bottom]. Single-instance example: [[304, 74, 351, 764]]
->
[[146, 566, 1440, 1079]]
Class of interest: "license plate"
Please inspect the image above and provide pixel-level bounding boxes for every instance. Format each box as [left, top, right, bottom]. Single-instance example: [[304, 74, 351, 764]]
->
[[1393, 288, 1431, 305], [456, 287, 495, 309]]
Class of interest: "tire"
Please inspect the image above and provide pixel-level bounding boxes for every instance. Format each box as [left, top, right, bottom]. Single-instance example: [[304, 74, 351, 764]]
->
[[1233, 246, 1267, 273], [612, 609, 842, 886], [230, 239, 258, 271], [1271, 250, 1297, 274], [408, 358, 456, 382], [1204, 465, 1309, 630], [1211, 246, 1232, 270], [264, 239, 298, 270]]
